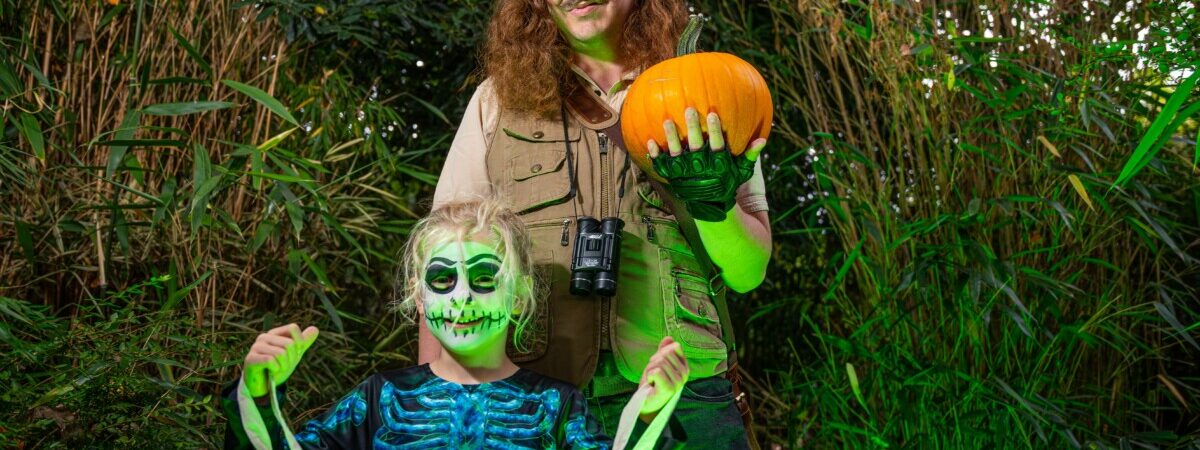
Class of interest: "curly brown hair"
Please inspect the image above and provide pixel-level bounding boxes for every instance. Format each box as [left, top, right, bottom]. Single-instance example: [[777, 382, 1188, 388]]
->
[[482, 0, 688, 117]]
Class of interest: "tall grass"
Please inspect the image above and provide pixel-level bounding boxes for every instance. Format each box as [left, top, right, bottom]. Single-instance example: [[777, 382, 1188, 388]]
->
[[0, 0, 467, 445], [703, 0, 1200, 447]]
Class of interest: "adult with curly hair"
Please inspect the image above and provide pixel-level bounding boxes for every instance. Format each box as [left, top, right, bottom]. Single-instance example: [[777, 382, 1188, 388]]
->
[[432, 1, 771, 448]]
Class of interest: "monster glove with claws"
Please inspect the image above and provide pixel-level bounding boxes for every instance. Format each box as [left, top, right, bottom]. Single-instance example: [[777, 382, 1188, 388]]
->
[[646, 109, 768, 222]]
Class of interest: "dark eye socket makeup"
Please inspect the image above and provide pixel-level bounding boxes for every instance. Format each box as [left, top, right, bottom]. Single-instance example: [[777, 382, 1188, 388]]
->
[[424, 253, 503, 294]]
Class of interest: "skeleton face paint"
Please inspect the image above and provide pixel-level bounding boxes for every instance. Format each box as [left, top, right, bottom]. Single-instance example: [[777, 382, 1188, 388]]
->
[[422, 240, 513, 356]]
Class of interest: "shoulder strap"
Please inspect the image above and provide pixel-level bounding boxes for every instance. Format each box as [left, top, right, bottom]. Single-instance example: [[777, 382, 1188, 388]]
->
[[647, 182, 738, 366]]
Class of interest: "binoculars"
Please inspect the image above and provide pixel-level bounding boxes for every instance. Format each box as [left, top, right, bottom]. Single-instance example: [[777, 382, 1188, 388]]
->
[[569, 216, 624, 297]]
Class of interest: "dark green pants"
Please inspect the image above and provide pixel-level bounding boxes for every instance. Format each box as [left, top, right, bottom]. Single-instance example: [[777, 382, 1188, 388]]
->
[[585, 375, 751, 449]]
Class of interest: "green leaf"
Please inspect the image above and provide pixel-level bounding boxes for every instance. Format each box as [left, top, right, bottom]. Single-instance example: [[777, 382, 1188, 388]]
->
[[257, 127, 299, 152], [141, 101, 234, 116], [1194, 124, 1200, 169], [97, 139, 185, 148], [846, 362, 868, 412], [315, 288, 345, 335], [190, 176, 223, 232], [242, 171, 313, 183], [18, 113, 45, 161], [106, 110, 142, 177], [404, 93, 450, 126], [162, 271, 212, 312], [168, 25, 214, 79], [823, 237, 864, 301], [15, 220, 35, 262], [1067, 175, 1094, 211], [1115, 70, 1199, 186], [221, 79, 299, 126], [192, 143, 211, 190], [1153, 302, 1200, 351]]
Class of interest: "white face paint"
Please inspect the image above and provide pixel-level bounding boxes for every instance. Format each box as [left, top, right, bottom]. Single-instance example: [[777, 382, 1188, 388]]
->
[[421, 240, 512, 356]]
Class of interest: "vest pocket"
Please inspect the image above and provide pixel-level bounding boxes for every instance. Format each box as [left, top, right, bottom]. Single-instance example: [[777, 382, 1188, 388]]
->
[[506, 221, 559, 362], [659, 247, 728, 360], [503, 149, 571, 215]]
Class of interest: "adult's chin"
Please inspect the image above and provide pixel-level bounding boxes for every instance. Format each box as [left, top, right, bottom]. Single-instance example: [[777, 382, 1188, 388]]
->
[[438, 331, 505, 355]]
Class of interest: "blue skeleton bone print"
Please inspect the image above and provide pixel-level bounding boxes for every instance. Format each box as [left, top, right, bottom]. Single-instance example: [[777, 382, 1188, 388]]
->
[[295, 375, 609, 449]]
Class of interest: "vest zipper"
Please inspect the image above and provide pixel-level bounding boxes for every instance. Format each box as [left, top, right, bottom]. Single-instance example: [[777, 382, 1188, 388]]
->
[[598, 131, 610, 218], [642, 215, 656, 243], [597, 130, 611, 350], [559, 219, 571, 247]]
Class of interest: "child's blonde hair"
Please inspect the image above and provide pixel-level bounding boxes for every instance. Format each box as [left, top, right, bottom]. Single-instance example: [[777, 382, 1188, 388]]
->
[[393, 197, 540, 352]]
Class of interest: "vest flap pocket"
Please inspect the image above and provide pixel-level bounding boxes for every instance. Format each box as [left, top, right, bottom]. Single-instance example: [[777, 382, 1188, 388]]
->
[[505, 150, 571, 215], [659, 248, 727, 357], [509, 150, 568, 182], [673, 269, 720, 325], [502, 124, 581, 143]]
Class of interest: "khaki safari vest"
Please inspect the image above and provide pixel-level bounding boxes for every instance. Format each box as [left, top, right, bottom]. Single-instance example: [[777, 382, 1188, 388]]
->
[[486, 87, 731, 388]]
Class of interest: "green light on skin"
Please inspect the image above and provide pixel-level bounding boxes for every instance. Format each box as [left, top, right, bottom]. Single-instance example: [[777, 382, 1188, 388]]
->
[[420, 240, 514, 361]]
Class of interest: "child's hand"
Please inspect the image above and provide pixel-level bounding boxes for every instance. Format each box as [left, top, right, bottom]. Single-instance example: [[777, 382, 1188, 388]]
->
[[242, 323, 319, 398], [637, 336, 690, 421]]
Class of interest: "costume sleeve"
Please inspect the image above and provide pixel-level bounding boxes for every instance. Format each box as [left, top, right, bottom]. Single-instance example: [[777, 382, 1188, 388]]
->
[[735, 158, 769, 213], [556, 388, 613, 449], [221, 379, 289, 450], [221, 376, 377, 450], [291, 377, 376, 450], [432, 79, 500, 209]]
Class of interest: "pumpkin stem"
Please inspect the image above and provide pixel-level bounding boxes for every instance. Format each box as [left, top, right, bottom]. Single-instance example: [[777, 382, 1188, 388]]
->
[[676, 15, 703, 57]]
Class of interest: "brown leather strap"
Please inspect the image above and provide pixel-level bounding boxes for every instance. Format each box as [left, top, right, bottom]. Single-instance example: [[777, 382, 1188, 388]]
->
[[564, 77, 618, 130], [727, 363, 762, 450]]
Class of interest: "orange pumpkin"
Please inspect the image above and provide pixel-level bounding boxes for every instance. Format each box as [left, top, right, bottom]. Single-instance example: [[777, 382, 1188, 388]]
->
[[621, 19, 772, 183]]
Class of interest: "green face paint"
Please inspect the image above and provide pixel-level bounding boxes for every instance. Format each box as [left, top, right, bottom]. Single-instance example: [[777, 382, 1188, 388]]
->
[[422, 240, 513, 356]]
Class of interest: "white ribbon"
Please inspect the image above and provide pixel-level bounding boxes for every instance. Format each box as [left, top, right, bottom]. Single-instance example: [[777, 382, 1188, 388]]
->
[[236, 373, 301, 450], [611, 383, 685, 450]]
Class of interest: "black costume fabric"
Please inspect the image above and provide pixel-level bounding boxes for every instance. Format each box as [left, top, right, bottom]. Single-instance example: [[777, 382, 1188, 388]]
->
[[222, 364, 683, 449]]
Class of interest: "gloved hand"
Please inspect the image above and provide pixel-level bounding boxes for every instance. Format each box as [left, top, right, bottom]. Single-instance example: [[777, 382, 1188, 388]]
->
[[242, 323, 320, 398], [647, 108, 767, 222], [638, 336, 690, 421]]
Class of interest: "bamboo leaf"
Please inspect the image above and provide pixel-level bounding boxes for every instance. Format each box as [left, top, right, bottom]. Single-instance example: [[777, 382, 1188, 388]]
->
[[15, 220, 35, 262], [1194, 125, 1199, 169], [222, 79, 299, 126], [846, 362, 868, 412], [242, 171, 312, 183], [18, 113, 45, 161], [823, 237, 864, 301], [404, 93, 450, 126], [162, 271, 212, 312], [142, 101, 234, 116], [1067, 174, 1094, 211], [315, 288, 345, 335], [105, 111, 142, 177], [1038, 135, 1060, 158], [168, 25, 214, 79], [1115, 70, 1199, 186], [257, 127, 299, 152], [1153, 302, 1200, 351]]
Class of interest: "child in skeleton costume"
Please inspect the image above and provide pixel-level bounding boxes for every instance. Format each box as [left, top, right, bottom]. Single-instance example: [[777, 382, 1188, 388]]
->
[[222, 199, 690, 449]]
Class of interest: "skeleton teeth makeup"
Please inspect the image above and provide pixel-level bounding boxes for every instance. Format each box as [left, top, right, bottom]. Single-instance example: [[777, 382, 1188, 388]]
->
[[421, 240, 513, 355]]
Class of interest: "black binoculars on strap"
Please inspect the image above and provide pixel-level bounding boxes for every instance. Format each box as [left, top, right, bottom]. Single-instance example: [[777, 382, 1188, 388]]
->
[[569, 216, 624, 297]]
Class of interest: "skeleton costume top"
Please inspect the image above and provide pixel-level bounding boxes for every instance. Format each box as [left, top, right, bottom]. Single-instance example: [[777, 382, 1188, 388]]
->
[[222, 364, 681, 449]]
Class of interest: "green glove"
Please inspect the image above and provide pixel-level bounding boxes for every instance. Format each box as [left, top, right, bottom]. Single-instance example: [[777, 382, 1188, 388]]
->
[[652, 144, 757, 222], [242, 323, 320, 398]]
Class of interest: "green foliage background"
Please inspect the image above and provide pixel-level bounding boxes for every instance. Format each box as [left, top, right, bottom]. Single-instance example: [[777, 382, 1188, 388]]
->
[[1, 0, 1198, 448]]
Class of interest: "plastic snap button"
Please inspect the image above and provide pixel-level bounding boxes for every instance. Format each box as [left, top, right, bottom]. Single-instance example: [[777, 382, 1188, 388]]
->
[[531, 164, 543, 173], [532, 131, 544, 139]]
